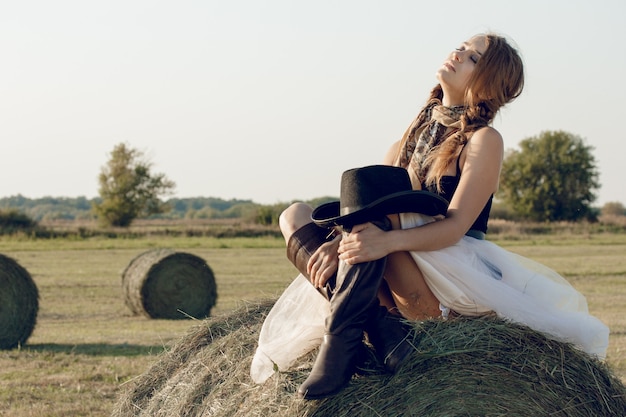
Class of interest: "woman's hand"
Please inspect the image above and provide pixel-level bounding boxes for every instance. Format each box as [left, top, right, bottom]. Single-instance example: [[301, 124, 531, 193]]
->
[[307, 235, 340, 289], [338, 222, 391, 265]]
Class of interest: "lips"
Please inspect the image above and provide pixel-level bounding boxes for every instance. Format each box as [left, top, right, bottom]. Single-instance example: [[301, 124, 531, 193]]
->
[[443, 62, 456, 73]]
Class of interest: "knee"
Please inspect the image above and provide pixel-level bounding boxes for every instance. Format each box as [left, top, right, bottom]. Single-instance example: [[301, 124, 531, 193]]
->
[[279, 202, 313, 240]]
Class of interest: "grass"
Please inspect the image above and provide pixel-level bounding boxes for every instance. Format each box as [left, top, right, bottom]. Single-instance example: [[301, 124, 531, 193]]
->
[[0, 232, 625, 416]]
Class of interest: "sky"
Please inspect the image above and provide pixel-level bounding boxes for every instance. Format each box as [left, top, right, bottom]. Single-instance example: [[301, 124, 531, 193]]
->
[[1, 0, 625, 206]]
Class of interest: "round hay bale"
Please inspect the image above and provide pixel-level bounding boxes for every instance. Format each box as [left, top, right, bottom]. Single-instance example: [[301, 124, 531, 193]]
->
[[113, 299, 626, 417], [122, 249, 217, 320], [0, 253, 39, 350]]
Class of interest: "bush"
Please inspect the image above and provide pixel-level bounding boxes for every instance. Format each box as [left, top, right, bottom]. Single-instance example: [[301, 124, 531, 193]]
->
[[602, 201, 626, 216], [0, 210, 37, 234]]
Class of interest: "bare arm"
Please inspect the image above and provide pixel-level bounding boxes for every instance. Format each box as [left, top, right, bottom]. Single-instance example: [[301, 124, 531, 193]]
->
[[339, 127, 503, 263]]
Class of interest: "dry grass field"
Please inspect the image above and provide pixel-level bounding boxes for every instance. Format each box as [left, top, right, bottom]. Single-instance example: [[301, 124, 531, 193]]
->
[[0, 232, 624, 416]]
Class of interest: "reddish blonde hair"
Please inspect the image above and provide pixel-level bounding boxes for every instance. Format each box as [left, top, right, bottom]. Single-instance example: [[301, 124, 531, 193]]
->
[[422, 34, 524, 190]]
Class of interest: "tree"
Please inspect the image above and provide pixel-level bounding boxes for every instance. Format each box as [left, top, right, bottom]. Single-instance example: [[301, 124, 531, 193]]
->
[[602, 201, 626, 217], [93, 143, 176, 227], [499, 131, 599, 222]]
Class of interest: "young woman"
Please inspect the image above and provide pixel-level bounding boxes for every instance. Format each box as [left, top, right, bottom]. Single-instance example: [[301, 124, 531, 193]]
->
[[256, 33, 609, 399]]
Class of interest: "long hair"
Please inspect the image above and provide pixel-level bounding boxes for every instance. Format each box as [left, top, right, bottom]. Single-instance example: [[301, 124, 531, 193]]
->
[[418, 34, 525, 190]]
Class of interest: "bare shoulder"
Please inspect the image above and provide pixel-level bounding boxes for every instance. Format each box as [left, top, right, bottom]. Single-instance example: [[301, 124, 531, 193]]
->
[[469, 126, 503, 146], [465, 126, 504, 158], [459, 127, 504, 172]]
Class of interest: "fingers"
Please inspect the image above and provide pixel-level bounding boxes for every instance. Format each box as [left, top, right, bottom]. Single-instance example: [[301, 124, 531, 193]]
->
[[338, 229, 361, 261], [307, 255, 320, 284], [314, 265, 336, 288], [307, 253, 338, 289], [338, 222, 389, 264], [338, 251, 358, 265]]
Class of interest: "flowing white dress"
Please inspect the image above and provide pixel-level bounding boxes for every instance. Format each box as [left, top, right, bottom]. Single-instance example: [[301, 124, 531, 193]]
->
[[250, 213, 610, 384]]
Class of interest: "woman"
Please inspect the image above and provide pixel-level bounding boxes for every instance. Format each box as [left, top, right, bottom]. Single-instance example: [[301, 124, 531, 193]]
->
[[259, 33, 609, 399]]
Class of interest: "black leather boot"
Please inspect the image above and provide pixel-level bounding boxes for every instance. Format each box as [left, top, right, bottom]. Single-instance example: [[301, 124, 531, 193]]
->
[[287, 221, 414, 374], [286, 219, 413, 399], [364, 305, 414, 373], [297, 249, 387, 399]]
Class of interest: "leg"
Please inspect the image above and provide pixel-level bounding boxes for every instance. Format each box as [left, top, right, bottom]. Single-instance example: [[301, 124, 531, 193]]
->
[[287, 218, 413, 399], [384, 215, 442, 320], [282, 212, 414, 398], [298, 219, 391, 399], [377, 279, 400, 315], [279, 202, 314, 245]]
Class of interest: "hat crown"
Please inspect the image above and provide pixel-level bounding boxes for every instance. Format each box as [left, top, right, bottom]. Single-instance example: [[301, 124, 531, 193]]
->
[[340, 166, 412, 215]]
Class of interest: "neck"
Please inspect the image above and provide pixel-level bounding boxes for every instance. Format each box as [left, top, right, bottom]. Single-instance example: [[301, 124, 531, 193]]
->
[[440, 87, 465, 107], [441, 96, 465, 107]]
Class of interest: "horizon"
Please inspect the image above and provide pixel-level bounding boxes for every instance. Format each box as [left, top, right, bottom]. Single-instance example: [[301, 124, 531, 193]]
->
[[0, 193, 619, 211]]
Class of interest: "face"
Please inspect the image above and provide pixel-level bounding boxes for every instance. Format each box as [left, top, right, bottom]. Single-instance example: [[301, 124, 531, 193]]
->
[[436, 35, 488, 105]]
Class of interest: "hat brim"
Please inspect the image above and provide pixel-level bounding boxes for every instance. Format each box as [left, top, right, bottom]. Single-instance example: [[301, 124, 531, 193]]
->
[[311, 190, 449, 229]]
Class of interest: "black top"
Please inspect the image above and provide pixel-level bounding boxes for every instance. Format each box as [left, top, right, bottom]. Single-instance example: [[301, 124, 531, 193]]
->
[[423, 156, 492, 235]]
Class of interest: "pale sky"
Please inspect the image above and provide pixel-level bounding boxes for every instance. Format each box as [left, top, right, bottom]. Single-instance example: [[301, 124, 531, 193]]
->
[[1, 0, 624, 206]]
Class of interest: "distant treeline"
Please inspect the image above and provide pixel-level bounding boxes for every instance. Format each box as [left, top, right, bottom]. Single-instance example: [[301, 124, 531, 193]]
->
[[0, 195, 336, 223], [2, 194, 625, 227]]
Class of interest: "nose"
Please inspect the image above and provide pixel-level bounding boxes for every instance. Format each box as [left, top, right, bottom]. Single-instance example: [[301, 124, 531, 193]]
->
[[452, 50, 462, 62]]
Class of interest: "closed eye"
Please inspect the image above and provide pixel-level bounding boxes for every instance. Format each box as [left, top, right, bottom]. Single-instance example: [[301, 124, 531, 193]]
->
[[456, 47, 479, 64], [456, 45, 480, 64]]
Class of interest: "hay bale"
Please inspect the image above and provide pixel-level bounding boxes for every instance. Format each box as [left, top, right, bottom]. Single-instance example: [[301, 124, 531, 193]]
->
[[0, 253, 39, 350], [113, 299, 626, 417], [122, 249, 217, 320]]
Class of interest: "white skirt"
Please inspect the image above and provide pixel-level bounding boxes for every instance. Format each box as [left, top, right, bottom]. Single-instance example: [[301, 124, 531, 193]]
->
[[250, 213, 610, 384], [399, 213, 609, 358]]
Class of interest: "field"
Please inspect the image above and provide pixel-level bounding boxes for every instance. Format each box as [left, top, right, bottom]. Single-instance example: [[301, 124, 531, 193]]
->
[[0, 231, 625, 416]]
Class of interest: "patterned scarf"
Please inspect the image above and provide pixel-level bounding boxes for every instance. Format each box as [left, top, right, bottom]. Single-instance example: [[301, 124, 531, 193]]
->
[[396, 102, 466, 188]]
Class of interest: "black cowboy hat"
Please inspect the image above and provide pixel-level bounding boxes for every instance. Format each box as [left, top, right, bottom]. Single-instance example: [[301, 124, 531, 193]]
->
[[311, 165, 449, 229]]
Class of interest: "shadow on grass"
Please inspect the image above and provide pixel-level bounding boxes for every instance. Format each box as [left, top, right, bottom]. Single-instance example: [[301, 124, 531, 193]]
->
[[23, 343, 167, 357]]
